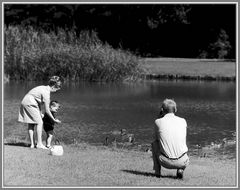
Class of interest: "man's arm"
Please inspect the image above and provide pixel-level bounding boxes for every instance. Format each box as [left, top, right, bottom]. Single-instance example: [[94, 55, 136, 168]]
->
[[153, 119, 161, 141]]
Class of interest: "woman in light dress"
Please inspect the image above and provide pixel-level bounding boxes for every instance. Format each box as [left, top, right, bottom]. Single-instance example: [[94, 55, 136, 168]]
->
[[18, 76, 62, 149]]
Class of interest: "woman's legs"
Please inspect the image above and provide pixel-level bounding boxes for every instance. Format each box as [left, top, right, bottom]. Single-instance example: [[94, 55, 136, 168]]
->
[[28, 124, 35, 148], [28, 122, 47, 149], [36, 121, 45, 147]]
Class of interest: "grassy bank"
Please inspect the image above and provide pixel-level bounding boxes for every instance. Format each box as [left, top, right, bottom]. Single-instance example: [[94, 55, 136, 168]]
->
[[141, 58, 236, 81], [3, 143, 236, 187]]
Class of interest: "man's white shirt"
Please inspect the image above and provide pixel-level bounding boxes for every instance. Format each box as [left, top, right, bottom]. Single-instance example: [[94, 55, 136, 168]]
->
[[155, 113, 188, 159]]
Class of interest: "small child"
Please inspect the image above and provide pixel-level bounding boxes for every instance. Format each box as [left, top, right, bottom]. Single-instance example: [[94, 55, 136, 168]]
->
[[43, 100, 61, 149]]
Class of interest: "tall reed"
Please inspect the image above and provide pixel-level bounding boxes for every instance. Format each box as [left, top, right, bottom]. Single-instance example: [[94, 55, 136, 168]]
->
[[4, 26, 143, 82]]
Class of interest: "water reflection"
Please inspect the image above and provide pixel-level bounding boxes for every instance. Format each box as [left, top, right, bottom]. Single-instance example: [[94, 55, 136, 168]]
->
[[4, 80, 236, 157]]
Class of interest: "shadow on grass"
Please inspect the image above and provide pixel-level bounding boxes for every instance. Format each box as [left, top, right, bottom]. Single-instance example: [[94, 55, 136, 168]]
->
[[4, 142, 30, 147], [121, 169, 176, 179]]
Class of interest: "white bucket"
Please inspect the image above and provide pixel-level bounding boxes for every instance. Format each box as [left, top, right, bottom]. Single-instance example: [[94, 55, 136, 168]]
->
[[50, 145, 64, 156]]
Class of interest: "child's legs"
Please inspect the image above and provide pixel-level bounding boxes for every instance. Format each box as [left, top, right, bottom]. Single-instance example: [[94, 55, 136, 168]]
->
[[28, 124, 35, 147], [46, 133, 53, 146], [36, 121, 44, 146]]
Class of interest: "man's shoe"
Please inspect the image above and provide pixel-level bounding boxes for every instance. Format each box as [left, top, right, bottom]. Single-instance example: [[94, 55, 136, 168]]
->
[[176, 169, 184, 179]]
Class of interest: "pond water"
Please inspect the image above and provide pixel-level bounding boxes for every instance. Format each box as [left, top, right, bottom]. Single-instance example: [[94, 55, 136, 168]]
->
[[4, 80, 236, 158]]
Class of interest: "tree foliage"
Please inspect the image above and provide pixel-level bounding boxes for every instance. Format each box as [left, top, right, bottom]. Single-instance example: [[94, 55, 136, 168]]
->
[[4, 4, 236, 59]]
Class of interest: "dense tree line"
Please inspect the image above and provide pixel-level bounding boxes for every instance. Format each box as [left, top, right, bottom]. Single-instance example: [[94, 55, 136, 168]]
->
[[4, 4, 236, 59]]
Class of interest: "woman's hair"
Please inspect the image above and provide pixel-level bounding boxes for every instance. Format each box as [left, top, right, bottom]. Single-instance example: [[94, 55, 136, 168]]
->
[[161, 98, 177, 113], [48, 76, 62, 88]]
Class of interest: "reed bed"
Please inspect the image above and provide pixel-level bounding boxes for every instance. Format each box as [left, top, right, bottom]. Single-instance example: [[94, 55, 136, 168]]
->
[[4, 26, 143, 82]]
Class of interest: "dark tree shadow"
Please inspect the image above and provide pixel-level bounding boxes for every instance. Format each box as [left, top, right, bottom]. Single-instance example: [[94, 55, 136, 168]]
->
[[121, 169, 177, 179], [4, 142, 30, 147]]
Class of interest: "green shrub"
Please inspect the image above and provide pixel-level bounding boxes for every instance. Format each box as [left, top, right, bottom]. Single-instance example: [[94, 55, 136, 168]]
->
[[4, 25, 143, 82]]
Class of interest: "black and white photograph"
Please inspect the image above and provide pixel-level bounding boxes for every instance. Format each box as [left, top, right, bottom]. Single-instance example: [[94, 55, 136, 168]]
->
[[2, 2, 238, 188]]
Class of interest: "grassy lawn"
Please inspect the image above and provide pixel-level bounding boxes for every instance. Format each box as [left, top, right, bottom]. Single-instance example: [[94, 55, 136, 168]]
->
[[141, 58, 236, 79], [3, 144, 236, 187]]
